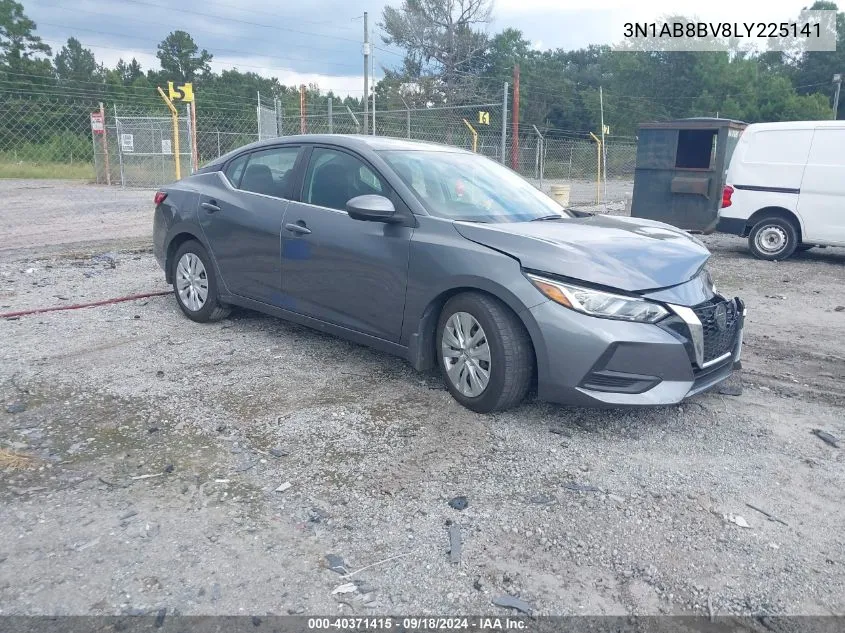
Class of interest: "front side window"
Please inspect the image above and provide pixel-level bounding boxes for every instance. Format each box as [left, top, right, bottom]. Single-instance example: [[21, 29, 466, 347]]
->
[[379, 150, 570, 223], [303, 147, 387, 211], [239, 146, 300, 198]]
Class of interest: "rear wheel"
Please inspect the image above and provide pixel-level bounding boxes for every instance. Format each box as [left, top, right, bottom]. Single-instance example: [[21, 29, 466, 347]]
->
[[436, 293, 534, 413], [748, 217, 798, 261], [171, 240, 230, 323]]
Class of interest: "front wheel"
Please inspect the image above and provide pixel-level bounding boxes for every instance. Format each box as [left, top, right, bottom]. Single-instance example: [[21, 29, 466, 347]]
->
[[748, 217, 798, 261], [436, 293, 534, 413]]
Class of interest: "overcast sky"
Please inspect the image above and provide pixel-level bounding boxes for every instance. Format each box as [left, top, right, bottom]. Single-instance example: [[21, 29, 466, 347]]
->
[[24, 0, 820, 95]]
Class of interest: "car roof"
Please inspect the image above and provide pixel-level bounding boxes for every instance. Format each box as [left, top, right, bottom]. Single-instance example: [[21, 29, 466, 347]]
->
[[206, 134, 472, 168]]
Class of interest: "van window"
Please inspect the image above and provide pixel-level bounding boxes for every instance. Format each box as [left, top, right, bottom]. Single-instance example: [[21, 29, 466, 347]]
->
[[675, 129, 717, 169], [744, 130, 813, 164], [807, 128, 845, 166]]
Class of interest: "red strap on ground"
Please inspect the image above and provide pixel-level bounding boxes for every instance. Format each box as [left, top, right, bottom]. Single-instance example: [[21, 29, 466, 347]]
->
[[0, 290, 171, 319]]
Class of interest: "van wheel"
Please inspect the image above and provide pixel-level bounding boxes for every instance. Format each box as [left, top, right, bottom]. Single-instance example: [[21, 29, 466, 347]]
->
[[748, 217, 798, 261]]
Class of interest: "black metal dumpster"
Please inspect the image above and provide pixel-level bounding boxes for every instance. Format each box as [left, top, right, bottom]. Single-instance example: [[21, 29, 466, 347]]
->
[[630, 118, 746, 232]]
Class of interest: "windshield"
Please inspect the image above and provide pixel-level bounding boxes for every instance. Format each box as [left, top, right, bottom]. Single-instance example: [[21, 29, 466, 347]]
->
[[378, 150, 570, 223]]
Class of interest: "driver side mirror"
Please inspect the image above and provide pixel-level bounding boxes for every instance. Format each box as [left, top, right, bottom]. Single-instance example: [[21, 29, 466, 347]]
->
[[346, 195, 397, 223]]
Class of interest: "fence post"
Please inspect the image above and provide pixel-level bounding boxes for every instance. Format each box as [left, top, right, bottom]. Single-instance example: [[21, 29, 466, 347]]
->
[[276, 98, 283, 137], [256, 90, 261, 140], [328, 97, 333, 134], [406, 107, 411, 139], [216, 129, 221, 158], [500, 82, 508, 164], [100, 102, 110, 186], [532, 125, 544, 190], [113, 104, 125, 187]]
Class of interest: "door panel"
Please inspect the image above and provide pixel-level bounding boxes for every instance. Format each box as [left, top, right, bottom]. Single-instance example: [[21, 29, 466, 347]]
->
[[198, 145, 302, 304], [797, 128, 845, 244], [280, 147, 411, 342]]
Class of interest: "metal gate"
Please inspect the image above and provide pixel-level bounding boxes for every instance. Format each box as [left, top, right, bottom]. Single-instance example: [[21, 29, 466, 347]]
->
[[257, 93, 279, 141], [112, 109, 192, 187]]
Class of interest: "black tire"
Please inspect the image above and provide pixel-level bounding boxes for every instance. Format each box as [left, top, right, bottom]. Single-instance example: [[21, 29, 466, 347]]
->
[[171, 240, 230, 323], [436, 292, 534, 413], [747, 217, 799, 261]]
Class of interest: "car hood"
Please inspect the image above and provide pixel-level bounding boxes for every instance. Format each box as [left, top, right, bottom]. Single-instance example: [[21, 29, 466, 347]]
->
[[454, 215, 710, 292]]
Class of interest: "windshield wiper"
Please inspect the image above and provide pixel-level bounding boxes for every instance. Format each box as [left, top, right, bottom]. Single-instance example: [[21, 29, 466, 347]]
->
[[530, 214, 565, 222]]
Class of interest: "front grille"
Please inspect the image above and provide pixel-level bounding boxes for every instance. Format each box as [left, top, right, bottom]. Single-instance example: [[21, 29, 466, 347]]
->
[[692, 298, 740, 363]]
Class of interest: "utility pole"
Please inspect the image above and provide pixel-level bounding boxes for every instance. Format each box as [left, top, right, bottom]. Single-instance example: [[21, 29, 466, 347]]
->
[[501, 82, 508, 164], [511, 65, 520, 170], [363, 11, 369, 135], [834, 74, 841, 120]]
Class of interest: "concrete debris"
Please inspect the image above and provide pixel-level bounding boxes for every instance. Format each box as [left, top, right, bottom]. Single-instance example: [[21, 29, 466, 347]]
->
[[324, 554, 348, 575], [275, 481, 292, 493], [448, 496, 468, 511], [491, 594, 534, 615], [564, 482, 600, 493], [724, 514, 751, 528], [811, 429, 840, 448], [448, 523, 462, 564]]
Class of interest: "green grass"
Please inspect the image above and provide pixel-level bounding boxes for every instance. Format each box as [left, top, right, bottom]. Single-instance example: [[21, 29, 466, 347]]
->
[[0, 161, 95, 180]]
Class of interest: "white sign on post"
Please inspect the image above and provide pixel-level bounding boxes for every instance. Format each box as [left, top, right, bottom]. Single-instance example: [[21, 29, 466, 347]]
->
[[120, 134, 134, 152], [161, 139, 172, 154]]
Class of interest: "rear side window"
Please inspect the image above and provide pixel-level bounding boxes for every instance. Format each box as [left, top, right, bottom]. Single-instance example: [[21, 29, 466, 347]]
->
[[224, 154, 248, 187], [240, 146, 300, 198]]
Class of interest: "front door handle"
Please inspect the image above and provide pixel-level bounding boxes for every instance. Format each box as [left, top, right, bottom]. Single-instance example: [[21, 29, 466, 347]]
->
[[285, 222, 311, 235], [201, 201, 221, 213]]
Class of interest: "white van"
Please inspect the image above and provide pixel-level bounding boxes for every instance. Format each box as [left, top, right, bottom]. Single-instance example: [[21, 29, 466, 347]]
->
[[718, 121, 845, 260]]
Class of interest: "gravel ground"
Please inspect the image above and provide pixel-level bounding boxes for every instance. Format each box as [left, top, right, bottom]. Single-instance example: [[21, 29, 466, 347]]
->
[[0, 181, 844, 618]]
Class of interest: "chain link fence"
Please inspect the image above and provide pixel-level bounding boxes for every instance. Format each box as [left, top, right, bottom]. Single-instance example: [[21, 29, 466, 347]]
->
[[0, 87, 635, 208]]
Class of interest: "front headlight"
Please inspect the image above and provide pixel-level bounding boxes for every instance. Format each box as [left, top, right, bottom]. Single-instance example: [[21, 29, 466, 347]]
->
[[526, 273, 669, 323]]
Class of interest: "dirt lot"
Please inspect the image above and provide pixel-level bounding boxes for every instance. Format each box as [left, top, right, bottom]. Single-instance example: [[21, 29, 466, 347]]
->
[[0, 180, 843, 618]]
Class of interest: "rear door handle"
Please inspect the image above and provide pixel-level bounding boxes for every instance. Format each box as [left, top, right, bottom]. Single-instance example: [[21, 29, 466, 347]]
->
[[285, 222, 311, 235], [201, 201, 221, 213]]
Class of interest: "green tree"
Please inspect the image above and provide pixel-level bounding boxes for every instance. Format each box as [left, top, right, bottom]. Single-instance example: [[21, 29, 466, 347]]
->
[[156, 30, 212, 82], [381, 0, 492, 103], [791, 1, 845, 117], [0, 0, 51, 76], [55, 37, 100, 83], [115, 57, 144, 85]]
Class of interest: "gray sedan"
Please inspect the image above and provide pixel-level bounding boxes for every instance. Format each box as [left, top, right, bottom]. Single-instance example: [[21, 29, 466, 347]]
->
[[153, 135, 745, 412]]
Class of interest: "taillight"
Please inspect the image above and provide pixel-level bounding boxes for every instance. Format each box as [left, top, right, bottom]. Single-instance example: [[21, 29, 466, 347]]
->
[[721, 185, 734, 208], [154, 191, 167, 206]]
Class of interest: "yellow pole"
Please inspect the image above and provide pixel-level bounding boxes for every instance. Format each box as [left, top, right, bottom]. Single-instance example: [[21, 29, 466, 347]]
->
[[157, 86, 181, 181], [589, 132, 601, 204], [462, 118, 478, 153]]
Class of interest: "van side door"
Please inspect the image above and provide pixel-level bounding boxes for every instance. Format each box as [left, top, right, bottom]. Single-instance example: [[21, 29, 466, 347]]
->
[[798, 127, 845, 245]]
